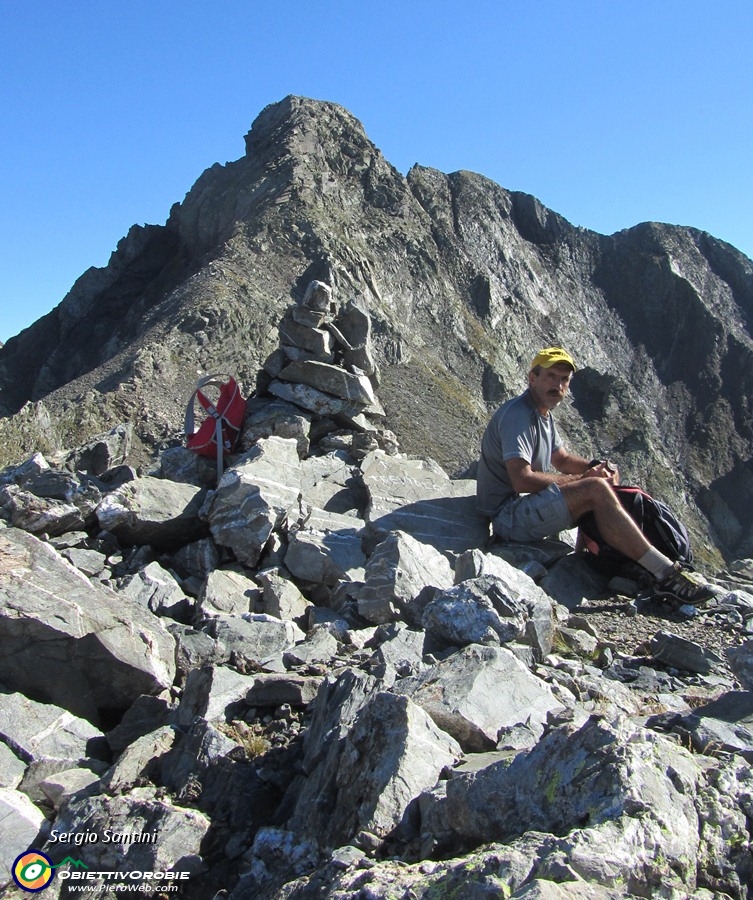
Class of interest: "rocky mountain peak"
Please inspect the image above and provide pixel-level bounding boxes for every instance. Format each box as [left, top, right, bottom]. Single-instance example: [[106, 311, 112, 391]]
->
[[1, 96, 753, 562]]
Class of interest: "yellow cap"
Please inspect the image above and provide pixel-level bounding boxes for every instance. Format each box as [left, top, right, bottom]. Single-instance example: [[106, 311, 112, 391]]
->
[[531, 347, 576, 371]]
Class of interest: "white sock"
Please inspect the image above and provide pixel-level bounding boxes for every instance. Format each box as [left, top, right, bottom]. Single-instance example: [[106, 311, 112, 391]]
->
[[637, 548, 675, 580]]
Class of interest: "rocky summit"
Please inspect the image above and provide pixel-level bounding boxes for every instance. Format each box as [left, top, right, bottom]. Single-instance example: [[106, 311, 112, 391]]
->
[[1, 96, 753, 898]]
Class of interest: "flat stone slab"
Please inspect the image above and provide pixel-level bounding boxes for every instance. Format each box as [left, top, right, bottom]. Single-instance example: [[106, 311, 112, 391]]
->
[[361, 451, 489, 554]]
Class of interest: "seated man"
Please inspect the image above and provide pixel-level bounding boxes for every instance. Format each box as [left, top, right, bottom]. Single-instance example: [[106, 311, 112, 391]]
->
[[476, 347, 715, 606]]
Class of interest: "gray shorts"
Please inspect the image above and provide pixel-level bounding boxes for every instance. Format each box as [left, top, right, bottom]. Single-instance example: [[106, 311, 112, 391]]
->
[[491, 483, 572, 542]]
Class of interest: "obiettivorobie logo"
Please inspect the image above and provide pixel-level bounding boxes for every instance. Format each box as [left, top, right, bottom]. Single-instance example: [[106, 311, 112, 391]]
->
[[11, 850, 87, 892], [11, 849, 190, 893]]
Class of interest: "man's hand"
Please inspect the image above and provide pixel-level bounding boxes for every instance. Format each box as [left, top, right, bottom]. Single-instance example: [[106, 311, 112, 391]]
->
[[583, 460, 620, 485]]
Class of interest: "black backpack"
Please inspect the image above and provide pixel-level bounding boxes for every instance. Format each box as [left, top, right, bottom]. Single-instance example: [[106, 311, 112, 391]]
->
[[578, 485, 693, 577]]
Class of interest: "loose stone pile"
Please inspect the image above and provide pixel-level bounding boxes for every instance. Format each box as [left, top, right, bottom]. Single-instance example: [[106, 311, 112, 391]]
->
[[241, 280, 393, 462], [1, 280, 753, 899]]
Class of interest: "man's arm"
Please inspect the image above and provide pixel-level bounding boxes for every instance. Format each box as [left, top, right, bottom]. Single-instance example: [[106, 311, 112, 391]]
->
[[552, 447, 591, 475], [506, 450, 614, 495]]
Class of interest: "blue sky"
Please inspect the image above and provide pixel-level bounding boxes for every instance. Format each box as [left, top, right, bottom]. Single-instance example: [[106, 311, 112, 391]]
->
[[1, 0, 751, 342]]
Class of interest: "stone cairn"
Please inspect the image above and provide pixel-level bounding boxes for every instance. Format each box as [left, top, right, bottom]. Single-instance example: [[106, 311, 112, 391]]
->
[[240, 280, 398, 460]]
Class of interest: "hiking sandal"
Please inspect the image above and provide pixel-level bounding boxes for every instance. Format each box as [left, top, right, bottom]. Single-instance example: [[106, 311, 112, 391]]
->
[[654, 563, 716, 608]]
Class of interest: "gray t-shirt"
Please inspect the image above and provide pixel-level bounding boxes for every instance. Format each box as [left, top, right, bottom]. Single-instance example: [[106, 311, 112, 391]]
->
[[476, 390, 563, 517]]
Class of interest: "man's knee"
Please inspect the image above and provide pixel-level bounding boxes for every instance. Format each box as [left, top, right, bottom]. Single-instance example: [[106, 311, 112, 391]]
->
[[561, 477, 615, 519], [584, 478, 617, 507]]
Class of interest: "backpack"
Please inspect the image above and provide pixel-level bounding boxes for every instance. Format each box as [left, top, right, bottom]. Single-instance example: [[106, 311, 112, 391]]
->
[[578, 485, 693, 577], [185, 374, 246, 482]]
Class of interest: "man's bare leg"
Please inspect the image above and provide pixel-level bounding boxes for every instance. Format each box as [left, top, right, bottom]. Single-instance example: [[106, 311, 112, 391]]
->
[[559, 477, 652, 562], [559, 477, 716, 606]]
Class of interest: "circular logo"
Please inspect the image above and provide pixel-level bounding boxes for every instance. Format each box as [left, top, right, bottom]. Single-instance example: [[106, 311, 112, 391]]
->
[[11, 850, 55, 892]]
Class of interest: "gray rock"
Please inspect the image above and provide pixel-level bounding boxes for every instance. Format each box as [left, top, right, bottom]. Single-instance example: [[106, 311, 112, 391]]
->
[[540, 553, 610, 610], [38, 765, 103, 810], [0, 483, 84, 535], [364, 622, 428, 686], [423, 715, 701, 894], [246, 673, 324, 708], [455, 548, 557, 660], [0, 528, 176, 724], [159, 445, 218, 488], [169, 623, 224, 679], [278, 312, 335, 356], [257, 567, 312, 625], [422, 576, 528, 648], [61, 546, 107, 577], [1, 451, 51, 486], [117, 560, 190, 620], [44, 786, 210, 875], [61, 423, 132, 476], [175, 665, 256, 727], [291, 691, 460, 847], [726, 639, 753, 689], [357, 530, 453, 626], [0, 690, 104, 766], [0, 741, 26, 789], [207, 614, 305, 666], [96, 476, 208, 548], [229, 826, 321, 900], [283, 626, 341, 668], [205, 436, 302, 566], [105, 694, 175, 757], [197, 567, 260, 620], [649, 629, 725, 674], [300, 452, 364, 515], [240, 398, 312, 459], [268, 379, 370, 419], [170, 536, 221, 582], [278, 359, 377, 406], [396, 644, 562, 752], [0, 788, 46, 882], [284, 508, 366, 586], [100, 725, 178, 794], [361, 451, 489, 554], [670, 690, 753, 759]]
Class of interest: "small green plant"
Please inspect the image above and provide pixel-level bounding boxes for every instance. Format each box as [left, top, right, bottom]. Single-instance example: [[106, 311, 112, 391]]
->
[[219, 720, 270, 758]]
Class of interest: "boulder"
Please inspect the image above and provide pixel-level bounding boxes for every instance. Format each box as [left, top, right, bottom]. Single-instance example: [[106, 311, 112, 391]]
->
[[284, 508, 366, 586], [268, 379, 371, 419], [726, 639, 753, 690], [246, 673, 324, 709], [395, 644, 562, 751], [0, 483, 84, 536], [290, 691, 460, 848], [96, 476, 208, 548], [256, 567, 312, 625], [44, 786, 210, 876], [422, 576, 528, 649], [364, 622, 428, 686], [423, 716, 702, 893], [668, 690, 753, 759], [360, 451, 489, 553], [175, 665, 256, 727], [0, 528, 176, 724], [196, 567, 261, 620], [117, 560, 190, 621], [455, 548, 558, 659], [205, 437, 302, 566], [0, 788, 46, 883], [278, 359, 377, 406], [240, 398, 312, 458], [0, 690, 104, 766], [206, 614, 305, 667], [649, 630, 725, 675], [357, 530, 453, 625]]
